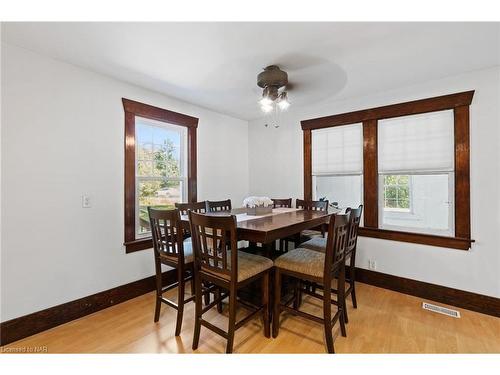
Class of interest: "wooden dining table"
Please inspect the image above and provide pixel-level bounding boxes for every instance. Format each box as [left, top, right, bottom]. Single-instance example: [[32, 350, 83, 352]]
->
[[180, 206, 333, 258]]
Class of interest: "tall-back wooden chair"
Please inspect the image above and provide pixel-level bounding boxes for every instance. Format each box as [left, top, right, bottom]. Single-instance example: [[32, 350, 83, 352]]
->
[[206, 199, 232, 212], [273, 212, 350, 353], [189, 211, 273, 353], [298, 205, 363, 324], [148, 207, 196, 336], [175, 201, 207, 215], [272, 198, 293, 252], [295, 199, 329, 243], [343, 205, 363, 321]]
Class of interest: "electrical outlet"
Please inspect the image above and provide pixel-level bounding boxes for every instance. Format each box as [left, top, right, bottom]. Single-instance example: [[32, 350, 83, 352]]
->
[[82, 195, 91, 208], [368, 259, 377, 270]]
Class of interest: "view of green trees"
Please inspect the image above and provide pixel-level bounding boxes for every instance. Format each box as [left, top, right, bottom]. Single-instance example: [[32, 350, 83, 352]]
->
[[137, 137, 182, 233], [383, 175, 410, 209]]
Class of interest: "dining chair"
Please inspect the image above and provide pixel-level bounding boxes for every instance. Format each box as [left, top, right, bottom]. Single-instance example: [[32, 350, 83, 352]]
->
[[206, 199, 232, 212], [175, 201, 221, 307], [175, 201, 207, 215], [299, 205, 363, 323], [272, 213, 350, 353], [295, 198, 329, 244], [148, 207, 211, 336], [272, 198, 293, 253], [189, 211, 273, 353]]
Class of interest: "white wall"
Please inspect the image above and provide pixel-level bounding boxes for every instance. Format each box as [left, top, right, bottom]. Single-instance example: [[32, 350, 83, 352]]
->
[[249, 66, 500, 298], [0, 43, 249, 321]]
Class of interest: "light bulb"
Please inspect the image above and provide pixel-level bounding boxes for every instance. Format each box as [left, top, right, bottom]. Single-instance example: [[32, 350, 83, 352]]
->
[[259, 96, 272, 106], [277, 92, 290, 110], [261, 103, 273, 113]]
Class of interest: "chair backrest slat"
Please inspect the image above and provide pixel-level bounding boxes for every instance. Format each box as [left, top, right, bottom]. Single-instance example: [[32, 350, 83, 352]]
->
[[296, 198, 329, 211], [345, 205, 363, 256], [189, 211, 238, 280], [175, 201, 207, 215], [323, 213, 350, 278], [206, 199, 232, 212], [148, 207, 184, 261], [272, 198, 292, 208]]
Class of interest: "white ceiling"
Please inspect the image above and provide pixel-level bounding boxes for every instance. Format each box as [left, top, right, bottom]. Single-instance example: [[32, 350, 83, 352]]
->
[[2, 22, 499, 120]]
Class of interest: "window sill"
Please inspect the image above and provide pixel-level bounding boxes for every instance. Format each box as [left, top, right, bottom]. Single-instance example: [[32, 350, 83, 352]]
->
[[358, 227, 473, 250], [124, 238, 153, 253]]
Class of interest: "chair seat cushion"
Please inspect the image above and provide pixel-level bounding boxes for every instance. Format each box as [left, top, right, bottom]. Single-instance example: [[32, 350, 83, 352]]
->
[[205, 250, 273, 282], [300, 229, 324, 243], [160, 238, 194, 264], [300, 237, 327, 252], [274, 248, 325, 278]]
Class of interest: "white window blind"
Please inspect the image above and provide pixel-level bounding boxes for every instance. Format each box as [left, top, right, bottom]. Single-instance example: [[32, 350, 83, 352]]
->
[[378, 110, 454, 173], [312, 123, 363, 175]]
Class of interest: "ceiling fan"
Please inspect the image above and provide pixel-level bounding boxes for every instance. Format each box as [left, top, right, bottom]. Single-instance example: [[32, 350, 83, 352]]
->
[[257, 65, 290, 113]]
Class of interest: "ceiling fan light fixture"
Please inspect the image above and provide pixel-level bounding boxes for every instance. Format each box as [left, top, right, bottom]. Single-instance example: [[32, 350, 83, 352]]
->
[[277, 91, 290, 110], [256, 65, 291, 117]]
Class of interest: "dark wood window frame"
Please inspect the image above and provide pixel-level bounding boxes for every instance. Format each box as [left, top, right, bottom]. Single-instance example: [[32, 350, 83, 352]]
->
[[301, 91, 474, 250], [123, 98, 198, 253]]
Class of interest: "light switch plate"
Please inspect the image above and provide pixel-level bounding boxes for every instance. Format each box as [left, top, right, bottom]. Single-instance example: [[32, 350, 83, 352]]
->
[[82, 195, 91, 208]]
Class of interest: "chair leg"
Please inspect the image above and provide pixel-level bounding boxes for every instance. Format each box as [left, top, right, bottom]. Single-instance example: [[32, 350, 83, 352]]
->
[[293, 279, 302, 309], [175, 275, 185, 336], [323, 284, 335, 353], [215, 287, 223, 313], [203, 281, 210, 306], [338, 266, 347, 337], [226, 287, 237, 354], [272, 269, 282, 338], [190, 270, 195, 297], [261, 272, 270, 338], [192, 274, 203, 350], [350, 257, 358, 309], [153, 260, 162, 323]]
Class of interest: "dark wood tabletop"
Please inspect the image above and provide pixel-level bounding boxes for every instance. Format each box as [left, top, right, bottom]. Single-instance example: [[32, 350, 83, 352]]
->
[[180, 207, 332, 244]]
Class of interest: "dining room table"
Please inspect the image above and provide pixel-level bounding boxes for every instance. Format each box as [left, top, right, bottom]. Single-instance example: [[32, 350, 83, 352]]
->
[[179, 206, 334, 258]]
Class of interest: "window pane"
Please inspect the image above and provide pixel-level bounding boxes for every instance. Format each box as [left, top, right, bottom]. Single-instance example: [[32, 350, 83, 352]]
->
[[137, 179, 183, 235], [313, 175, 363, 210], [380, 174, 453, 236], [136, 117, 184, 179]]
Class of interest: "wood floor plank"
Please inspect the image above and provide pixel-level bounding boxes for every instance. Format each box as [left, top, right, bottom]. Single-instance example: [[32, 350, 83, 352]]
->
[[1, 282, 499, 353]]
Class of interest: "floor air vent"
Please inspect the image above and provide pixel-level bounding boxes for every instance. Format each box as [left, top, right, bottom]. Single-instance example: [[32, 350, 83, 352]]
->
[[422, 302, 460, 318]]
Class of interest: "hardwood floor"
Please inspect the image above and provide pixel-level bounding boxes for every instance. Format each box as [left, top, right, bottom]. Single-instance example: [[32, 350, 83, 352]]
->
[[2, 282, 499, 353]]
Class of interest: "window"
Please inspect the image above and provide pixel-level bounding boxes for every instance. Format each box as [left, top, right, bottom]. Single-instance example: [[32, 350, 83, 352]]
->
[[311, 124, 363, 213], [136, 117, 187, 236], [123, 99, 198, 253], [302, 91, 474, 250], [378, 110, 455, 236]]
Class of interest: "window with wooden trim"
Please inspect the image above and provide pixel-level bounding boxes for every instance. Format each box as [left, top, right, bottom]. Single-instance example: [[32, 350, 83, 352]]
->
[[311, 123, 364, 218], [123, 98, 198, 253], [301, 91, 474, 250]]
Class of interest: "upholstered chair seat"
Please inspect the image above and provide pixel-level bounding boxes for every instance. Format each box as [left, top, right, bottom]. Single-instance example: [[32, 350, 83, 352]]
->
[[274, 248, 327, 278], [206, 251, 273, 282], [300, 237, 327, 253]]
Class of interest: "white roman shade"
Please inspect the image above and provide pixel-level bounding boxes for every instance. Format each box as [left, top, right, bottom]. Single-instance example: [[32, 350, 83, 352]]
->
[[378, 110, 454, 173], [312, 123, 363, 175]]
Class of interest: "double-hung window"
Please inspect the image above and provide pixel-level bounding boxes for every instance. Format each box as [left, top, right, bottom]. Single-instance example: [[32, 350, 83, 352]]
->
[[123, 99, 198, 253], [135, 117, 187, 237], [378, 110, 455, 236], [311, 123, 363, 213]]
